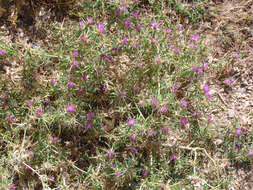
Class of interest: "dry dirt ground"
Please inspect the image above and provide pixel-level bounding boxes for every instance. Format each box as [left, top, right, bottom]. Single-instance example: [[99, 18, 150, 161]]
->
[[198, 0, 253, 189], [0, 0, 253, 189]]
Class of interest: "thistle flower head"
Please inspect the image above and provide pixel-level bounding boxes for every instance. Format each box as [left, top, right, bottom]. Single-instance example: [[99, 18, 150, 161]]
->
[[162, 126, 169, 133], [0, 49, 6, 55], [180, 99, 187, 108], [130, 148, 137, 154], [67, 81, 75, 88], [106, 150, 114, 159], [130, 135, 137, 141], [158, 104, 168, 114], [122, 37, 128, 45], [181, 117, 188, 126], [35, 109, 42, 116], [131, 11, 139, 17], [190, 34, 199, 42], [151, 97, 158, 107], [235, 128, 242, 136], [224, 78, 232, 85], [124, 18, 131, 28], [66, 105, 75, 113], [128, 118, 136, 127], [141, 169, 150, 176], [203, 84, 209, 94], [87, 17, 94, 25], [98, 23, 106, 34], [87, 112, 94, 120], [170, 154, 178, 161]]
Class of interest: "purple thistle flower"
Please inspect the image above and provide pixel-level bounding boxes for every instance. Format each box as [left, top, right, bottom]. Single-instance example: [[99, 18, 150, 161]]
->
[[133, 43, 139, 49], [176, 24, 183, 31], [71, 61, 79, 69], [9, 184, 16, 190], [235, 144, 240, 150], [235, 128, 242, 136], [98, 23, 106, 34], [79, 21, 85, 26], [151, 97, 158, 107], [115, 171, 121, 178], [24, 84, 30, 89], [224, 78, 232, 85], [50, 78, 57, 84], [205, 92, 211, 99], [6, 115, 15, 122], [150, 21, 159, 29], [120, 4, 127, 12], [207, 115, 213, 122], [233, 52, 239, 59], [181, 117, 188, 126], [52, 136, 58, 144], [180, 99, 187, 108], [100, 85, 106, 93], [124, 18, 131, 28], [130, 135, 137, 141], [106, 150, 114, 159], [193, 66, 203, 75], [188, 77, 194, 83], [138, 100, 143, 106], [122, 37, 128, 45], [203, 84, 209, 94], [2, 91, 8, 99], [172, 83, 179, 91], [103, 125, 108, 131], [192, 66, 199, 73], [130, 148, 137, 154], [67, 81, 75, 88], [28, 151, 34, 158], [243, 126, 249, 132], [198, 68, 203, 75], [118, 90, 126, 99], [86, 17, 94, 25], [162, 125, 169, 133], [248, 151, 253, 156], [148, 129, 156, 137], [158, 104, 168, 114], [81, 74, 87, 80], [189, 2, 194, 8], [165, 27, 172, 33], [0, 49, 6, 55], [66, 105, 75, 113], [141, 169, 150, 176], [193, 111, 201, 119], [27, 100, 34, 107], [87, 112, 94, 120], [128, 118, 136, 127], [190, 43, 197, 48], [85, 122, 92, 129], [112, 47, 118, 53], [174, 47, 181, 55], [131, 11, 139, 17], [73, 50, 78, 57], [35, 109, 42, 116], [170, 154, 178, 161], [190, 34, 199, 42], [77, 89, 85, 96], [80, 34, 88, 43], [202, 62, 209, 70], [150, 38, 158, 44]]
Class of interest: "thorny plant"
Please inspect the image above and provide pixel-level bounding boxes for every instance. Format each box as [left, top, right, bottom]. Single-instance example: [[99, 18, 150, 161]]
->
[[0, 0, 252, 189]]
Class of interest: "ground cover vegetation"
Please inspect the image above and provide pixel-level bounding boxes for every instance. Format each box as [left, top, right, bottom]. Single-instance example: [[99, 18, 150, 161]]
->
[[0, 0, 252, 189]]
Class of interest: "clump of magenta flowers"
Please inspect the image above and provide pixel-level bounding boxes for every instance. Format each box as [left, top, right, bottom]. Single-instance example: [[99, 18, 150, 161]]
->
[[1, 1, 249, 189]]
